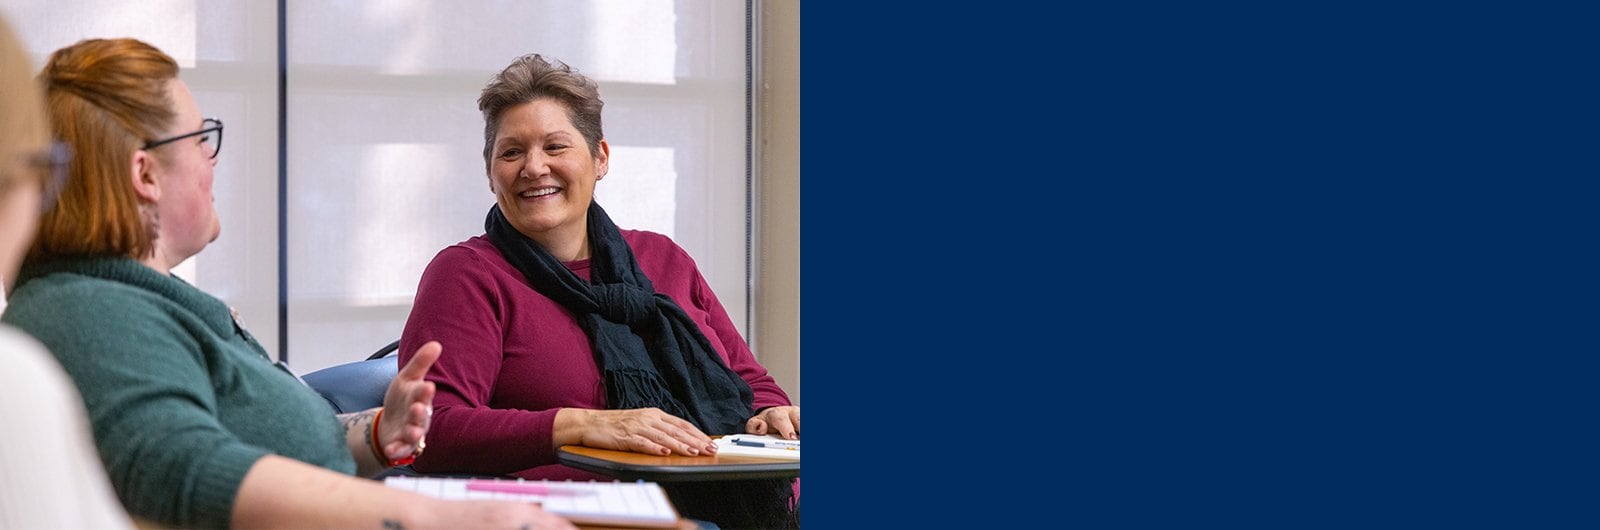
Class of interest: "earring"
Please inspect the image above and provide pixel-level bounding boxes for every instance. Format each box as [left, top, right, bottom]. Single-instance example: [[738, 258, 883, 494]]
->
[[140, 203, 161, 241]]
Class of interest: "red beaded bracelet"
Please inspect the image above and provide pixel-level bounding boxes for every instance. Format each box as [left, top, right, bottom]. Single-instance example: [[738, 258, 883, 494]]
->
[[369, 409, 417, 467]]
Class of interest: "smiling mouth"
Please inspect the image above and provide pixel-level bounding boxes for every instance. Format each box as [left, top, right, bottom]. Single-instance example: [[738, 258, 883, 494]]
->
[[518, 187, 560, 199]]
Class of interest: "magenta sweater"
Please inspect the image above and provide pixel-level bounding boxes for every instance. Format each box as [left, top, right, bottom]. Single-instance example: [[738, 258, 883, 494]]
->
[[400, 233, 791, 479]]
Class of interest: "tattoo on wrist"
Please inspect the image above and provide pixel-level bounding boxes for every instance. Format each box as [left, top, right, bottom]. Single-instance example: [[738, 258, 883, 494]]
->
[[382, 519, 405, 529]]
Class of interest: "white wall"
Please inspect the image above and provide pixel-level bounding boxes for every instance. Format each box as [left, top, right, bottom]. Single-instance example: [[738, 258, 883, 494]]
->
[[756, 0, 801, 405]]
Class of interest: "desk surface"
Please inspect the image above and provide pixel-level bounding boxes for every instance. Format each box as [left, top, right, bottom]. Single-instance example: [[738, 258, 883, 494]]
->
[[558, 444, 800, 482]]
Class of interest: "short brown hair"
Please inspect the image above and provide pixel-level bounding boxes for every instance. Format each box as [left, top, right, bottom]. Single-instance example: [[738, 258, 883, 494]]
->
[[0, 18, 49, 195], [32, 38, 179, 261], [477, 54, 604, 172]]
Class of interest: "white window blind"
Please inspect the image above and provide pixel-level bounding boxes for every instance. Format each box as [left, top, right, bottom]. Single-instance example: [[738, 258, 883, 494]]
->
[[1, 0, 283, 350], [284, 0, 750, 372], [2, 0, 751, 375]]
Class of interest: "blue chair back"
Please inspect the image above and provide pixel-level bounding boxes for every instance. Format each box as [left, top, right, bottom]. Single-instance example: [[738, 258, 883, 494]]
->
[[302, 352, 397, 414]]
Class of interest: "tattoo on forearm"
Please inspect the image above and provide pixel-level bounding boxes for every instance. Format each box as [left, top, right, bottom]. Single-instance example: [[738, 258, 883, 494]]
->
[[338, 410, 377, 433], [381, 519, 405, 529], [341, 415, 361, 431]]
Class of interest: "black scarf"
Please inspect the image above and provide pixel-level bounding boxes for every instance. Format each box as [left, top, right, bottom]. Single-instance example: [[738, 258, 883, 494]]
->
[[487, 202, 796, 529], [485, 202, 755, 435]]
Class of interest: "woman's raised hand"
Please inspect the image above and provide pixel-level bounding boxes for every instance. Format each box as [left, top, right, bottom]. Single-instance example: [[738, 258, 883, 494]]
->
[[377, 341, 441, 463]]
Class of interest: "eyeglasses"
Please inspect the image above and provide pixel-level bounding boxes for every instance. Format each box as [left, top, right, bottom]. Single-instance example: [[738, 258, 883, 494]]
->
[[143, 117, 223, 159], [32, 141, 71, 212]]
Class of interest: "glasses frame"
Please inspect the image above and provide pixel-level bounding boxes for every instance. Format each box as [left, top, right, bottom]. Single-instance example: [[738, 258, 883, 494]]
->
[[143, 117, 224, 159], [35, 141, 71, 212]]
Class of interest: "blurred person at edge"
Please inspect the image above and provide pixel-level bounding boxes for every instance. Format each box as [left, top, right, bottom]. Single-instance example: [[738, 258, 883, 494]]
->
[[0, 13, 134, 530]]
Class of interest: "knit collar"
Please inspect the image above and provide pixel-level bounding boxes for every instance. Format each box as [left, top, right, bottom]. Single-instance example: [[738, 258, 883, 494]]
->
[[16, 257, 235, 338]]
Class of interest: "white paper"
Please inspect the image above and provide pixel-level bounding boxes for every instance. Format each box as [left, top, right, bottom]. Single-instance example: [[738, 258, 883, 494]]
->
[[714, 434, 801, 461]]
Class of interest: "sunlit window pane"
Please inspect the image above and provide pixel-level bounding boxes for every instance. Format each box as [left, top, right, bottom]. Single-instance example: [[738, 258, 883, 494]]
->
[[285, 0, 747, 372]]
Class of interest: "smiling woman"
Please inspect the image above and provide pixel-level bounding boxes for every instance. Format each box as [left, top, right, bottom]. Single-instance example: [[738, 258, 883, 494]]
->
[[488, 99, 609, 262], [400, 53, 800, 530]]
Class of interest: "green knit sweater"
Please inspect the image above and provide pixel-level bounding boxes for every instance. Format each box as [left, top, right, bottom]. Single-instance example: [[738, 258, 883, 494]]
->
[[2, 258, 355, 529]]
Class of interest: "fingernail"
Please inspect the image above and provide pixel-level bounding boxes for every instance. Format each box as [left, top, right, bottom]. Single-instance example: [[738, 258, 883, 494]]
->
[[687, 447, 699, 455]]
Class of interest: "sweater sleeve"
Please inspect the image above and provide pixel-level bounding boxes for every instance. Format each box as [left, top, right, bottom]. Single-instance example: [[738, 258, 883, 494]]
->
[[401, 246, 561, 474], [6, 284, 267, 529], [683, 248, 792, 411]]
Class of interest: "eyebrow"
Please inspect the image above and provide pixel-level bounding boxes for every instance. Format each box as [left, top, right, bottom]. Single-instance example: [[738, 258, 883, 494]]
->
[[497, 131, 575, 145]]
